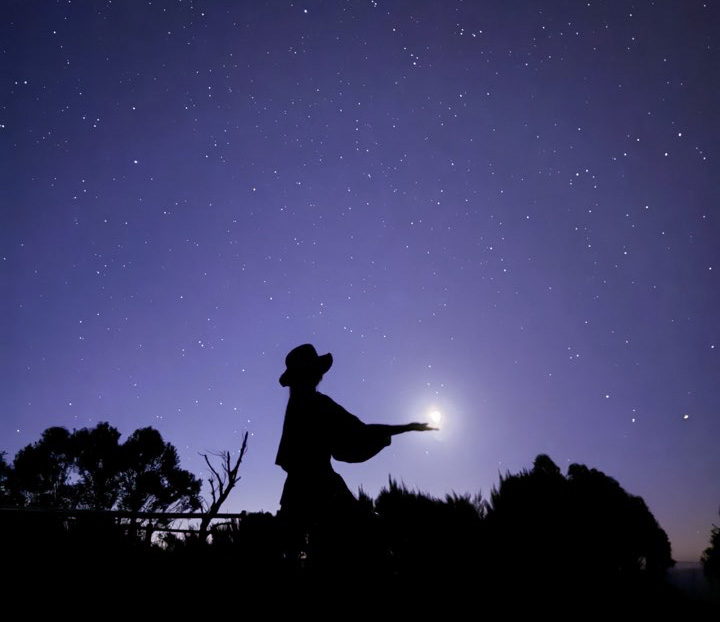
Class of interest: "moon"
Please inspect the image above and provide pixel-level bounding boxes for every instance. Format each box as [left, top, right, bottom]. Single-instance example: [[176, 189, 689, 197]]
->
[[429, 409, 442, 427]]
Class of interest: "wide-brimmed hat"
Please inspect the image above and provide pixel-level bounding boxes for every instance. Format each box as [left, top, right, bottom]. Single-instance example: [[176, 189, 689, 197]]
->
[[279, 344, 333, 387]]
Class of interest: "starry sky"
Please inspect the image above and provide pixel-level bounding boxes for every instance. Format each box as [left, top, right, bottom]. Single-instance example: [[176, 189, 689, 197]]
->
[[2, 1, 718, 562]]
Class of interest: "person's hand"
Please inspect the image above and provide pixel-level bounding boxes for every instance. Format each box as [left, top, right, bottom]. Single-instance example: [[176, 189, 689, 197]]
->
[[406, 422, 438, 432]]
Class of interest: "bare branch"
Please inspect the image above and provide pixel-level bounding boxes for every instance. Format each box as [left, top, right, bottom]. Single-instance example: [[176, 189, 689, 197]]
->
[[198, 432, 249, 541], [201, 452, 224, 504]]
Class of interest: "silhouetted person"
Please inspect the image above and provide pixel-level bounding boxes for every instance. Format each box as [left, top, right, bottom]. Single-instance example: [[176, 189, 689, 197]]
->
[[275, 343, 435, 569]]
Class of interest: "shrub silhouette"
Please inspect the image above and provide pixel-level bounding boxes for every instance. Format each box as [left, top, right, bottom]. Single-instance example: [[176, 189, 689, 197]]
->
[[3, 427, 682, 611], [484, 453, 674, 601], [701, 510, 720, 579], [565, 462, 674, 577], [373, 478, 484, 584]]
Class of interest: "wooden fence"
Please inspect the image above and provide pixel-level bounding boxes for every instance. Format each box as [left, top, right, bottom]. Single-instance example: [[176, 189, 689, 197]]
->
[[0, 506, 252, 534]]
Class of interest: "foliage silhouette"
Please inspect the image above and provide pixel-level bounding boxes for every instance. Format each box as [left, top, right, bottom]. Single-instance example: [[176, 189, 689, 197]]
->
[[5, 423, 202, 516], [3, 427, 703, 614], [11, 426, 77, 509], [116, 426, 201, 514], [701, 509, 720, 579], [565, 461, 674, 576], [2, 422, 203, 554], [373, 478, 484, 584], [0, 452, 11, 506], [483, 453, 675, 608], [74, 422, 123, 510]]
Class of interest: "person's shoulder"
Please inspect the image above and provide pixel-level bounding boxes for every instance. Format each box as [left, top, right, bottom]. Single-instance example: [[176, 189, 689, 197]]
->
[[317, 392, 362, 425], [315, 391, 338, 407], [316, 392, 352, 414]]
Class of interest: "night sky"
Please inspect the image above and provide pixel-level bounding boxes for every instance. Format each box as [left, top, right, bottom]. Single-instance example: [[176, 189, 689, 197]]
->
[[3, 1, 718, 562]]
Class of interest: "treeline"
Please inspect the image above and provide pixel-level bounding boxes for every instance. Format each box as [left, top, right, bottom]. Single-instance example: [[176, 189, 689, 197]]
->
[[0, 423, 714, 614], [0, 423, 201, 516]]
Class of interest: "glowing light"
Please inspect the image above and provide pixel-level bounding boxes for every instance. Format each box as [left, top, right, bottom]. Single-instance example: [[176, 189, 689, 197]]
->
[[429, 409, 442, 427]]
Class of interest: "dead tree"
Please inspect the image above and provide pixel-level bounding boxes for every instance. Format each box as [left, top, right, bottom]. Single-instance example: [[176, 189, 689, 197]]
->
[[198, 431, 249, 541]]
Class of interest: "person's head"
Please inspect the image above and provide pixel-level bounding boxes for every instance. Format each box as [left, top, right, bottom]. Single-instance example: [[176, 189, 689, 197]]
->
[[279, 344, 333, 389]]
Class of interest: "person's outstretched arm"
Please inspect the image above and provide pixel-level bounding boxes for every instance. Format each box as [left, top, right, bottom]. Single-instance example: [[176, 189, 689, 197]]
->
[[368, 422, 436, 436]]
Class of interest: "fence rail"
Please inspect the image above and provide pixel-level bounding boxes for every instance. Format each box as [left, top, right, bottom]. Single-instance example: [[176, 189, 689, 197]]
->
[[0, 506, 256, 534], [0, 507, 248, 520]]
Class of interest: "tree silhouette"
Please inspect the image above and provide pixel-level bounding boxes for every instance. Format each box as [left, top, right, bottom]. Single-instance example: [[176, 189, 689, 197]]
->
[[74, 422, 123, 510], [566, 462, 673, 577], [116, 426, 201, 514], [485, 453, 674, 596], [701, 509, 720, 579], [0, 452, 11, 506], [114, 426, 201, 541], [198, 431, 249, 541], [5, 424, 201, 521], [11, 426, 77, 509]]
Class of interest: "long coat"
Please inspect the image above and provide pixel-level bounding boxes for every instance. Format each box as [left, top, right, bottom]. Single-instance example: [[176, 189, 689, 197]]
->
[[276, 391, 391, 524]]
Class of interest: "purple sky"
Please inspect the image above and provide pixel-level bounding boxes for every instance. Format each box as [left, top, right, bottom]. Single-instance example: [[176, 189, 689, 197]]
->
[[3, 1, 718, 562]]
